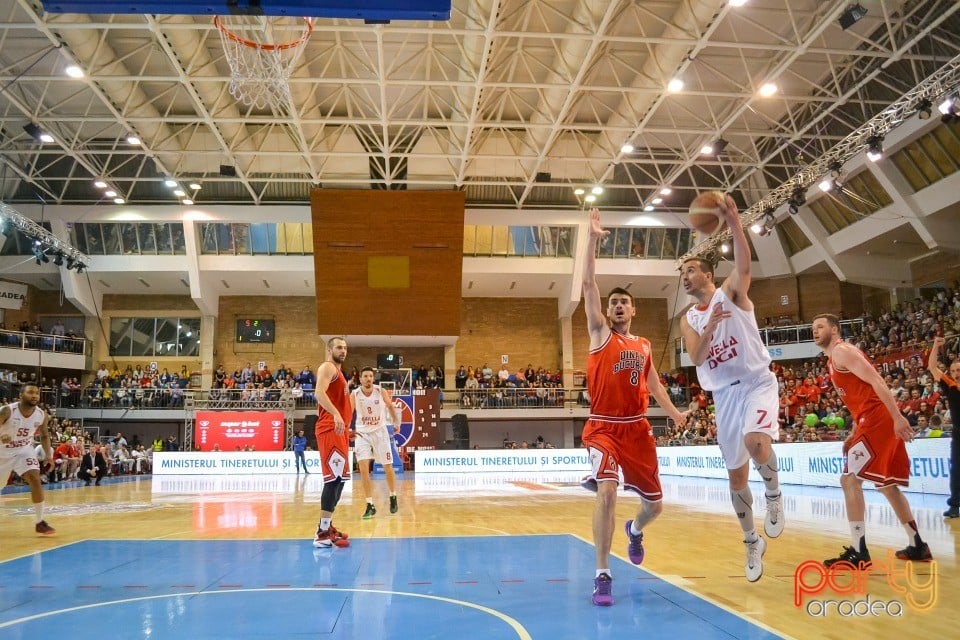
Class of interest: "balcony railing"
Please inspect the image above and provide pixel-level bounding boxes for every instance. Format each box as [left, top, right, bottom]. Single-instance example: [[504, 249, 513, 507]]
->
[[0, 329, 87, 356], [674, 318, 864, 354]]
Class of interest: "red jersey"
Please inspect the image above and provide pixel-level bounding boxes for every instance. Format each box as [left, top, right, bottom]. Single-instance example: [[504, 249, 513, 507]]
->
[[828, 355, 886, 422], [587, 330, 651, 422], [316, 368, 351, 434]]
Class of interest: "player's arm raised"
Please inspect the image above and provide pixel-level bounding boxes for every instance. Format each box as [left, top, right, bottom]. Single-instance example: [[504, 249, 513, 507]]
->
[[583, 208, 610, 348], [381, 386, 401, 433], [718, 195, 753, 309], [316, 362, 345, 434], [927, 336, 946, 384], [646, 359, 688, 426], [834, 343, 913, 442]]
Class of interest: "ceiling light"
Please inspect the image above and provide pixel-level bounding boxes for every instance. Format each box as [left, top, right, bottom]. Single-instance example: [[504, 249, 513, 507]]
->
[[915, 98, 932, 120], [788, 184, 806, 215], [39, 132, 54, 143], [94, 180, 108, 189], [720, 243, 730, 253], [652, 197, 663, 204], [838, 3, 867, 30], [189, 183, 201, 190], [126, 135, 141, 145], [174, 189, 186, 197], [667, 78, 684, 93], [759, 82, 778, 97], [700, 144, 713, 155], [818, 179, 833, 192], [113, 197, 125, 204], [729, 0, 748, 6], [620, 144, 634, 153], [866, 135, 884, 162], [65, 65, 84, 78], [105, 190, 117, 197], [164, 179, 178, 187], [24, 123, 45, 142], [938, 93, 957, 116], [643, 204, 654, 212], [52, 252, 64, 266], [591, 186, 603, 195], [182, 198, 194, 205], [75, 263, 85, 274], [574, 188, 585, 195], [584, 194, 596, 203]]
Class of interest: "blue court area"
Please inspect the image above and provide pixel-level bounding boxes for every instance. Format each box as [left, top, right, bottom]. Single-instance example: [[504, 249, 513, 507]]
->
[[0, 536, 779, 639]]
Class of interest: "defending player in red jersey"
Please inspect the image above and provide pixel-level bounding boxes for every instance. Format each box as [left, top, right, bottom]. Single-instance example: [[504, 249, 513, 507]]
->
[[312, 336, 352, 549], [812, 313, 932, 565], [580, 208, 688, 606]]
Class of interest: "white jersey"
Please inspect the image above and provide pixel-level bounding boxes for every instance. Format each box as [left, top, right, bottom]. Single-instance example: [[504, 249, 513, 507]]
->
[[1, 402, 46, 454], [353, 385, 389, 434], [685, 287, 771, 391]]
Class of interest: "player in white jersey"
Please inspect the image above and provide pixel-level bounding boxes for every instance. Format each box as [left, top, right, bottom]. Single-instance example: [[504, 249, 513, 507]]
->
[[679, 194, 783, 582], [351, 367, 402, 519], [0, 383, 56, 535]]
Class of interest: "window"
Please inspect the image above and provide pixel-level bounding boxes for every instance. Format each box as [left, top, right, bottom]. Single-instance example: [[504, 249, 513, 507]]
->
[[109, 316, 201, 357]]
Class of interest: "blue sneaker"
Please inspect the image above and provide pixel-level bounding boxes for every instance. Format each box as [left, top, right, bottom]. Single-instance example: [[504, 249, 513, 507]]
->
[[580, 475, 598, 492], [592, 573, 613, 606], [624, 520, 644, 565]]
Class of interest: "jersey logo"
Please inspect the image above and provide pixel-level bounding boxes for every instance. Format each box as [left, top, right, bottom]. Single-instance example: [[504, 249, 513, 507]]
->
[[706, 335, 739, 370]]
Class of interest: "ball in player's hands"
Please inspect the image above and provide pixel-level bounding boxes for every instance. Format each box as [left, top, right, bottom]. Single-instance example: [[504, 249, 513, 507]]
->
[[688, 191, 728, 235]]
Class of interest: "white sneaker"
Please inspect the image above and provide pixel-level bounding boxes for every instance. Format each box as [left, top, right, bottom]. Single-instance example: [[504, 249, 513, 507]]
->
[[744, 536, 766, 582], [764, 493, 784, 538]]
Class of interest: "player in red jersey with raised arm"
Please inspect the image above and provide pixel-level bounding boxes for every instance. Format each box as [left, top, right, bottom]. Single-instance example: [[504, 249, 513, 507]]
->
[[580, 208, 687, 606], [812, 313, 932, 565]]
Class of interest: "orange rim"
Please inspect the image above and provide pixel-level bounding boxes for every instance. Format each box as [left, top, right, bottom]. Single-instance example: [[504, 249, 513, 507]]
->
[[214, 16, 313, 52]]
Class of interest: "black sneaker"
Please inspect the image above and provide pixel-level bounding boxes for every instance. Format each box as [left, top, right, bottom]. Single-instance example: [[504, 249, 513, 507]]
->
[[362, 503, 376, 519], [824, 545, 871, 568], [895, 541, 933, 562], [389, 495, 398, 514], [943, 506, 959, 519]]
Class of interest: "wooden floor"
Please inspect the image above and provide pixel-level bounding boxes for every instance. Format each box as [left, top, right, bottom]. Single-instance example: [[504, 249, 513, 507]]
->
[[1, 472, 955, 639]]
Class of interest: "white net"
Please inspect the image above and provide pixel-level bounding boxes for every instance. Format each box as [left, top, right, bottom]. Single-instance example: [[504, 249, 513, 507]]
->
[[215, 16, 312, 111]]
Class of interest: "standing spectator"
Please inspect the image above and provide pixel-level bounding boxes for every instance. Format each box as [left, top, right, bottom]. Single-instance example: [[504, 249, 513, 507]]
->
[[292, 429, 309, 474], [929, 336, 960, 518]]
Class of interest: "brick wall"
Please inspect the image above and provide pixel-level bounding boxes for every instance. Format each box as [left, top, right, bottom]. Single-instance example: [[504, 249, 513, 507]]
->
[[456, 298, 562, 371], [750, 276, 800, 325], [2, 281, 81, 329], [215, 296, 321, 374]]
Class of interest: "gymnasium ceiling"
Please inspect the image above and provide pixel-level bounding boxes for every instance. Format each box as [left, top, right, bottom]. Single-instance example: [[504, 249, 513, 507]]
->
[[0, 0, 958, 216]]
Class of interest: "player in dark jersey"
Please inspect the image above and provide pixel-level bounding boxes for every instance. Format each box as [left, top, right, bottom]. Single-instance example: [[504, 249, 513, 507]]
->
[[581, 208, 687, 606], [813, 314, 931, 565], [928, 335, 960, 518]]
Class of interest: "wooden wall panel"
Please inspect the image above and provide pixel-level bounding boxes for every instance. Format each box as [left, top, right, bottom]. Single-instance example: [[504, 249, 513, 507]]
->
[[911, 251, 960, 288], [797, 273, 843, 322], [749, 276, 800, 325], [311, 190, 465, 337]]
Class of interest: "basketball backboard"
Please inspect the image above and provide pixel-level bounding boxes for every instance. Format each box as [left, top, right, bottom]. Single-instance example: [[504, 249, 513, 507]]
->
[[40, 0, 451, 20]]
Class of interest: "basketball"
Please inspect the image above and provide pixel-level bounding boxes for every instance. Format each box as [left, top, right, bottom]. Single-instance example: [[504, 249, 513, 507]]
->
[[688, 191, 727, 235]]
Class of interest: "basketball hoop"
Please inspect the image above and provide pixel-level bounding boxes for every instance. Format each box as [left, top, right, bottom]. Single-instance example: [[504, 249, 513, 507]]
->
[[214, 15, 313, 111]]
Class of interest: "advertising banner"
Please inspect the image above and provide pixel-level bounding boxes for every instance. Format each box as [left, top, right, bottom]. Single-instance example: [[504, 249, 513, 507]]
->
[[195, 411, 285, 451], [0, 280, 27, 310]]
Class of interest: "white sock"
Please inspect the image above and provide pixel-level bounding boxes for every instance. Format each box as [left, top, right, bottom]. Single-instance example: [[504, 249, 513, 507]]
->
[[366, 498, 374, 505], [730, 487, 758, 541], [850, 521, 865, 549], [34, 502, 44, 523], [754, 451, 780, 497], [320, 517, 331, 531], [596, 569, 611, 578], [630, 521, 642, 536]]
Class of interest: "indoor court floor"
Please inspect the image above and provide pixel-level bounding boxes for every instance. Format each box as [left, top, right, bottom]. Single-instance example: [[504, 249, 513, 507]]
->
[[0, 471, 954, 639]]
